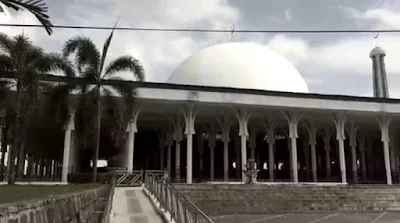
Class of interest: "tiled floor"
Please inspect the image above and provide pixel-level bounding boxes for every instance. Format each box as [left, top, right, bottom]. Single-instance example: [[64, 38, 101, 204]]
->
[[110, 187, 164, 223], [210, 212, 400, 223]]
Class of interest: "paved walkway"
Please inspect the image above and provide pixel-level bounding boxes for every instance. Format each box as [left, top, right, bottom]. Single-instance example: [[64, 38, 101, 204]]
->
[[211, 212, 400, 223], [110, 187, 164, 223]]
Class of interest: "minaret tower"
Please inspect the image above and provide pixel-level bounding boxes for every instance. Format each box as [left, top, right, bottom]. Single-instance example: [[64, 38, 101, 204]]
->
[[370, 46, 389, 98]]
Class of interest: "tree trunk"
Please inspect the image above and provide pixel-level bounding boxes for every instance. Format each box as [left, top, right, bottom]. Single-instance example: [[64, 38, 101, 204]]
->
[[8, 82, 22, 185], [0, 124, 7, 181], [92, 85, 101, 183], [26, 154, 34, 180], [46, 158, 52, 180], [16, 143, 25, 181]]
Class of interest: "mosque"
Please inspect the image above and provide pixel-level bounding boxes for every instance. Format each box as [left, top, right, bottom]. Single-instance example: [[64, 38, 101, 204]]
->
[[62, 42, 399, 185]]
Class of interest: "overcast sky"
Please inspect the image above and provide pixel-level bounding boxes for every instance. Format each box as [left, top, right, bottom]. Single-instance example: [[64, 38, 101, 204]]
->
[[1, 0, 400, 97]]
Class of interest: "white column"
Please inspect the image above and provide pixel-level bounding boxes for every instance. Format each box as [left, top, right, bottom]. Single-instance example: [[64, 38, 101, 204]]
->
[[196, 131, 204, 180], [62, 112, 75, 183], [302, 138, 311, 181], [166, 125, 173, 177], [236, 109, 250, 182], [173, 118, 184, 182], [287, 137, 293, 181], [125, 111, 139, 173], [264, 118, 277, 182], [306, 121, 318, 182], [219, 117, 231, 182], [333, 112, 347, 183], [348, 121, 358, 184], [323, 128, 332, 180], [390, 130, 398, 180], [358, 134, 367, 183], [249, 129, 257, 161], [208, 125, 216, 181], [284, 111, 300, 183], [184, 106, 196, 184], [157, 131, 166, 170], [378, 115, 392, 185]]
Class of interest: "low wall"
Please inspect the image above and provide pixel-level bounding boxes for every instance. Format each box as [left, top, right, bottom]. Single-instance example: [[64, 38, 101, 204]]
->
[[0, 186, 108, 223], [175, 184, 400, 215]]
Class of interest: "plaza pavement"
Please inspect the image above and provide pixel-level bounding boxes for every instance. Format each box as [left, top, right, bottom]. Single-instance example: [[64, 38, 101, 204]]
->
[[110, 187, 164, 223], [210, 212, 400, 223]]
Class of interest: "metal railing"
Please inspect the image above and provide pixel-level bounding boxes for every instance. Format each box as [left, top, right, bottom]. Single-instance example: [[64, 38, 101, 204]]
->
[[101, 172, 117, 223], [144, 172, 213, 223], [116, 170, 143, 186]]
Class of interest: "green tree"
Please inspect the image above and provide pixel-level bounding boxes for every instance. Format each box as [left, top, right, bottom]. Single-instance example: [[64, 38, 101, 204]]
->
[[0, 33, 74, 184], [62, 29, 145, 182], [0, 0, 53, 35]]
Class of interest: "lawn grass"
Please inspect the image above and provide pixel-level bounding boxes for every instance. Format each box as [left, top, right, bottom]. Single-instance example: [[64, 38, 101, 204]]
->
[[0, 184, 101, 204]]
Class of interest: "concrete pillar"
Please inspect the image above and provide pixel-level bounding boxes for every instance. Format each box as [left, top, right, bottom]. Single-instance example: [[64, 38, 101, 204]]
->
[[219, 117, 231, 182], [208, 129, 216, 181], [287, 137, 293, 181], [249, 129, 257, 161], [322, 129, 332, 180], [333, 112, 347, 183], [157, 131, 166, 170], [358, 134, 367, 183], [302, 137, 311, 182], [348, 121, 358, 184], [62, 112, 75, 183], [390, 130, 398, 181], [263, 118, 277, 182], [166, 125, 173, 177], [173, 118, 184, 182], [235, 109, 250, 182], [284, 111, 300, 183], [196, 131, 204, 181], [125, 111, 139, 173], [234, 136, 241, 180], [184, 106, 196, 184], [305, 121, 318, 182], [378, 115, 392, 185]]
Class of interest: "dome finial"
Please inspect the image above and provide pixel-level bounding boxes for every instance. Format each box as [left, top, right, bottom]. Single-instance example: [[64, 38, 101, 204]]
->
[[230, 24, 235, 42]]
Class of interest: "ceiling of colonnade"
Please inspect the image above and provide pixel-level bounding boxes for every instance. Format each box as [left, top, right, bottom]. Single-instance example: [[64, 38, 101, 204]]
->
[[135, 99, 387, 137]]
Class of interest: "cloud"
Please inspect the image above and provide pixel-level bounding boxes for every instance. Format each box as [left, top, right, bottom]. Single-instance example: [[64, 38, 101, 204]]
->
[[339, 5, 400, 28], [284, 9, 293, 21], [1, 0, 240, 82], [262, 32, 400, 97], [2, 0, 400, 98]]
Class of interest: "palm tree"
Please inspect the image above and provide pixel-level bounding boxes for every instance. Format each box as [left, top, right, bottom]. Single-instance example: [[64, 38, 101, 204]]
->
[[0, 32, 74, 184], [62, 29, 145, 182], [0, 0, 53, 35]]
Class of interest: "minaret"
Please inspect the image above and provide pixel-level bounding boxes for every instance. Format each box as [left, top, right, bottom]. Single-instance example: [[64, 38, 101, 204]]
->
[[370, 46, 389, 98]]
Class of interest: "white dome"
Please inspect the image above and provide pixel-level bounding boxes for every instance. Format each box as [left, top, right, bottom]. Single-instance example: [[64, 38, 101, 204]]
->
[[167, 42, 309, 93]]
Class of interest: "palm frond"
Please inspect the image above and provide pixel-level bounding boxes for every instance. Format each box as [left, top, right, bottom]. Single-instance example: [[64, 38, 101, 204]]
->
[[0, 79, 13, 108], [42, 83, 73, 127], [75, 88, 97, 147], [103, 55, 145, 81], [101, 87, 125, 146], [0, 53, 13, 71], [98, 21, 118, 75], [38, 53, 76, 77], [0, 32, 13, 55], [107, 76, 137, 126], [1, 0, 53, 35], [62, 36, 100, 73]]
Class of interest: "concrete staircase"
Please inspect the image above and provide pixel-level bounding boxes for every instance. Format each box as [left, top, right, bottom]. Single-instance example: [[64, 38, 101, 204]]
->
[[174, 184, 400, 215]]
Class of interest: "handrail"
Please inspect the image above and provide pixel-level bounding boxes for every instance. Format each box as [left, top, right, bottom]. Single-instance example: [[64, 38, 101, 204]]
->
[[144, 172, 213, 223], [168, 180, 213, 222], [101, 171, 117, 223]]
